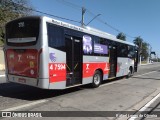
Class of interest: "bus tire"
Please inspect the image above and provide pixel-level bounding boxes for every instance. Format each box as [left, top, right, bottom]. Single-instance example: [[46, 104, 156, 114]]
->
[[91, 71, 102, 88], [127, 67, 132, 78]]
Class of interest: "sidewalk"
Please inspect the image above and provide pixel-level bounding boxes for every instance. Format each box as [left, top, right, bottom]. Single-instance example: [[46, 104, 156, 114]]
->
[[140, 63, 152, 66], [0, 70, 5, 75]]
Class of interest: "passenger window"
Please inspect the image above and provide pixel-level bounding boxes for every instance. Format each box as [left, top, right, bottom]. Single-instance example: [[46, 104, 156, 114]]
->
[[47, 23, 65, 51], [128, 46, 135, 58], [118, 43, 128, 57]]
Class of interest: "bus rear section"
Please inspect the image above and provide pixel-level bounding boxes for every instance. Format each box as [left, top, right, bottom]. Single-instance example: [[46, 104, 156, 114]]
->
[[5, 17, 41, 87]]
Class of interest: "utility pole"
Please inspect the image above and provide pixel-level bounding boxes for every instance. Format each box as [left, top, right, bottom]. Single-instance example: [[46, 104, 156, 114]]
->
[[81, 7, 86, 27], [138, 37, 142, 65], [147, 43, 151, 63]]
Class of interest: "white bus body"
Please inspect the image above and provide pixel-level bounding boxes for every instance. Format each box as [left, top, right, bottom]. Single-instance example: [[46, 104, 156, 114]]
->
[[4, 16, 138, 89]]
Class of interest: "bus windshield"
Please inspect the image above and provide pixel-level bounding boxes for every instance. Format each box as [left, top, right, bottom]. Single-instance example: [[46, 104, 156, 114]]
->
[[6, 17, 40, 46]]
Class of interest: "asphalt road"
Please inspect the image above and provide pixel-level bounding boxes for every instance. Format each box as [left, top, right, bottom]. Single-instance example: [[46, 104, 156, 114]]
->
[[0, 63, 160, 120]]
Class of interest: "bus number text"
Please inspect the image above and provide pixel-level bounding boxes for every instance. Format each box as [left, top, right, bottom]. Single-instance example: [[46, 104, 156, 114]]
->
[[50, 64, 66, 70]]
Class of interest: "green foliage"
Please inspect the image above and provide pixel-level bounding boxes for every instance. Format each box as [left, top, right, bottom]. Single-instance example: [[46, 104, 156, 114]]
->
[[133, 37, 150, 61], [141, 42, 149, 60], [0, 39, 4, 46], [133, 37, 143, 54], [0, 0, 33, 44], [116, 32, 126, 41], [152, 58, 160, 62], [133, 37, 143, 47]]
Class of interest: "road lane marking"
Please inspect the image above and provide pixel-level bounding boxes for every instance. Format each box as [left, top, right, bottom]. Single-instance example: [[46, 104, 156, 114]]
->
[[0, 99, 48, 111], [0, 75, 5, 77], [0, 71, 158, 111], [128, 92, 160, 120], [139, 92, 160, 111]]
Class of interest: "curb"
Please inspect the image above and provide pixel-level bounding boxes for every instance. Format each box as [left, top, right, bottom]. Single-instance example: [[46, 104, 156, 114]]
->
[[116, 89, 160, 120]]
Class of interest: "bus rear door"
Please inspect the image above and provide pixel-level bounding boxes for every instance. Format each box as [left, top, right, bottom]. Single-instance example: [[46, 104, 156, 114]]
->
[[65, 35, 82, 87]]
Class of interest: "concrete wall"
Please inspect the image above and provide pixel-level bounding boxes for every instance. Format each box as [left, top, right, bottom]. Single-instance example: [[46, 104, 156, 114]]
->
[[0, 47, 5, 70]]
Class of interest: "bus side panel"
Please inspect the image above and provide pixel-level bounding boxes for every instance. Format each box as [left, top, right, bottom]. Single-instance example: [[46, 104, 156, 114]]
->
[[116, 57, 130, 77], [37, 47, 50, 89], [48, 48, 66, 89], [82, 56, 109, 84], [37, 19, 50, 89]]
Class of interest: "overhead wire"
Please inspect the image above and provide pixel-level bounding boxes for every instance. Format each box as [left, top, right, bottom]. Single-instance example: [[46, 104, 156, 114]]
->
[[4, 0, 81, 23], [56, 0, 136, 38], [5, 0, 136, 38], [86, 9, 136, 38], [56, 0, 81, 10], [28, 8, 81, 23]]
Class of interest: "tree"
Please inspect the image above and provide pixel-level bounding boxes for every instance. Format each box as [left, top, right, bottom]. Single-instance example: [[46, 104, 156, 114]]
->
[[116, 32, 126, 41], [133, 37, 143, 63], [133, 36, 143, 54], [141, 42, 149, 60], [133, 37, 150, 61], [0, 0, 33, 45]]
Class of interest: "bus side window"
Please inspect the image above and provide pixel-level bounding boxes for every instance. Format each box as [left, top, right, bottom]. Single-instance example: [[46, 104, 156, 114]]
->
[[128, 45, 135, 58], [118, 43, 128, 57], [47, 23, 65, 51]]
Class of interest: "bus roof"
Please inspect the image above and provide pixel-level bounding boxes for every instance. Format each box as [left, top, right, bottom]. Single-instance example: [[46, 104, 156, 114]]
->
[[7, 16, 135, 46], [42, 16, 135, 46]]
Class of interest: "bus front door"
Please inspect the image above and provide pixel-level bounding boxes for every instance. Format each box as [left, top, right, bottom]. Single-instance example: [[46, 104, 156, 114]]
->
[[65, 35, 82, 87], [108, 46, 117, 78]]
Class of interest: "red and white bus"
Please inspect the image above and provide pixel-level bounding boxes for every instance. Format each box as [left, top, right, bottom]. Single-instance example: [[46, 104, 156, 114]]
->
[[4, 16, 138, 89]]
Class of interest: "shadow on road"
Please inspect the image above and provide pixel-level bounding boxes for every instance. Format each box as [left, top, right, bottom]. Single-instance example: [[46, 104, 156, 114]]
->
[[0, 77, 125, 101], [0, 82, 83, 101]]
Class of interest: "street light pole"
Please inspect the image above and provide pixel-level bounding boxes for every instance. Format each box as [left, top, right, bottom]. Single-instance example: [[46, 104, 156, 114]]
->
[[138, 38, 142, 65], [147, 43, 152, 63], [86, 14, 101, 26], [81, 7, 101, 28]]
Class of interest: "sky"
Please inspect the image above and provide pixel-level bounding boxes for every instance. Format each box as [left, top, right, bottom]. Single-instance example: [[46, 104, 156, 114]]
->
[[30, 0, 160, 57]]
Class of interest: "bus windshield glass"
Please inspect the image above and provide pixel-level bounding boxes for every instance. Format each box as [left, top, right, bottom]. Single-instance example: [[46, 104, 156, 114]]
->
[[6, 18, 40, 46]]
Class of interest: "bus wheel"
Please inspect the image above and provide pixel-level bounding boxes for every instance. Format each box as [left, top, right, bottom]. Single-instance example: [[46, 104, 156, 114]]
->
[[91, 71, 102, 88], [127, 67, 132, 78]]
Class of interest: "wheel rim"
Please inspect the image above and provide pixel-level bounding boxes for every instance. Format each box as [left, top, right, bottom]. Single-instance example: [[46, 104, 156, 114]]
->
[[128, 69, 131, 77], [93, 74, 100, 85]]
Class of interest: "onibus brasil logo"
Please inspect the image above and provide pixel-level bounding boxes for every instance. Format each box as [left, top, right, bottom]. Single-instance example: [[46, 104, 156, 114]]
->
[[49, 53, 56, 62]]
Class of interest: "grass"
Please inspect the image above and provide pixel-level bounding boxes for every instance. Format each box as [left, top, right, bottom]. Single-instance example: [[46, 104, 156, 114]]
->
[[0, 40, 4, 47], [141, 61, 148, 64]]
